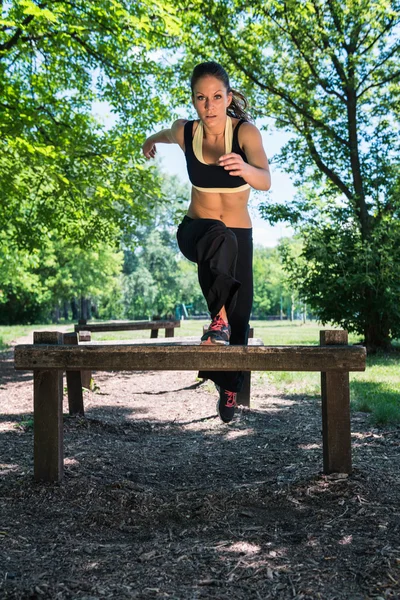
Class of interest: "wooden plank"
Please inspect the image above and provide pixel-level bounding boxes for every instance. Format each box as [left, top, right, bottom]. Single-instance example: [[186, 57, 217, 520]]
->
[[77, 336, 263, 346], [15, 343, 366, 372], [74, 320, 180, 333], [64, 333, 84, 416], [33, 332, 64, 482], [320, 330, 353, 474]]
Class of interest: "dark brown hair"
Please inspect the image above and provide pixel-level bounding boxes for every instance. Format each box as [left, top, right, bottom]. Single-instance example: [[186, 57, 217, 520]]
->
[[190, 61, 252, 122]]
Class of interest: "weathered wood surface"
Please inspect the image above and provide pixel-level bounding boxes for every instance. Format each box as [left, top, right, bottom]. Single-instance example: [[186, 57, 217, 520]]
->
[[33, 331, 64, 482], [74, 320, 180, 333], [15, 343, 366, 372], [321, 330, 352, 474], [77, 336, 264, 346]]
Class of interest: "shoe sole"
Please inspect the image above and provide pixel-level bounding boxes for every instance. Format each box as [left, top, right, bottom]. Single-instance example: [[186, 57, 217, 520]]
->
[[200, 338, 229, 346]]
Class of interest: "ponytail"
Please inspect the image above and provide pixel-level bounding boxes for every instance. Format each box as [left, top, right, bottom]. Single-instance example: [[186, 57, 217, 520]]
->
[[227, 88, 252, 122]]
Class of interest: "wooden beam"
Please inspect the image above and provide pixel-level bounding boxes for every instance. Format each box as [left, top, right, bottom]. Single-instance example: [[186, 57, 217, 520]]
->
[[15, 343, 366, 372], [320, 330, 353, 474], [33, 331, 64, 482]]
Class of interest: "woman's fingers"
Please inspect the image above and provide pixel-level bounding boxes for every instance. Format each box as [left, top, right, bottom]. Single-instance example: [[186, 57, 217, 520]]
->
[[143, 142, 156, 159]]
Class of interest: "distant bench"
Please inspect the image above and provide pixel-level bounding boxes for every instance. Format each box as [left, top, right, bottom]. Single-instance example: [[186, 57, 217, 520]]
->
[[75, 319, 180, 338], [14, 330, 366, 483]]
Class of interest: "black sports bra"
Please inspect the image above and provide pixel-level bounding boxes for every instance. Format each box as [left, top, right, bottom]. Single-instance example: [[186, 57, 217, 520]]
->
[[183, 117, 250, 193]]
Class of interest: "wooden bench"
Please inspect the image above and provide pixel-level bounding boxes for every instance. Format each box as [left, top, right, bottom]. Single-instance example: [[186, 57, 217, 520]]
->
[[14, 330, 366, 482], [75, 319, 181, 338]]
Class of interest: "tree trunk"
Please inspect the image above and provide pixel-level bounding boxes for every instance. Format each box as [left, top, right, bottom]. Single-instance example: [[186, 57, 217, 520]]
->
[[71, 298, 79, 321], [364, 319, 392, 353], [63, 301, 69, 321]]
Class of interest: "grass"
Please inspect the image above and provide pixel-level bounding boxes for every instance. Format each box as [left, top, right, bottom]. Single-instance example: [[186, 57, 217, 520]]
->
[[1, 319, 399, 426]]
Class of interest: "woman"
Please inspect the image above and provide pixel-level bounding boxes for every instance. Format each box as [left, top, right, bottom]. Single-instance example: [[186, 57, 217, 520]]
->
[[142, 61, 271, 423]]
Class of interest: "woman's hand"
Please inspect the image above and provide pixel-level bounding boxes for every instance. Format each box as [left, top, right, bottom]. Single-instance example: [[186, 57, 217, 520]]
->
[[142, 137, 157, 159], [218, 152, 250, 178]]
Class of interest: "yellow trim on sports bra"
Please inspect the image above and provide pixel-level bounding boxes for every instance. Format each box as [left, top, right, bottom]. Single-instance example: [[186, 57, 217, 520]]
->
[[192, 116, 233, 165], [192, 183, 250, 194]]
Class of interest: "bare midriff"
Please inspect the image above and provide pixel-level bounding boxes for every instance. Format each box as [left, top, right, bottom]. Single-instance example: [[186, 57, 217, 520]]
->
[[187, 187, 252, 228]]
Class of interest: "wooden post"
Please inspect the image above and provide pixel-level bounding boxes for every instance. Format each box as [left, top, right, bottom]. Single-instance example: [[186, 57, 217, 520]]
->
[[64, 333, 84, 416], [33, 331, 64, 482], [151, 329, 159, 339], [165, 327, 174, 338], [320, 330, 352, 474], [236, 327, 254, 408], [78, 330, 92, 390]]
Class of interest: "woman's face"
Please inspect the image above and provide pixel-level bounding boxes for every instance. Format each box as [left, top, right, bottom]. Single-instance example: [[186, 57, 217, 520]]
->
[[192, 76, 232, 125]]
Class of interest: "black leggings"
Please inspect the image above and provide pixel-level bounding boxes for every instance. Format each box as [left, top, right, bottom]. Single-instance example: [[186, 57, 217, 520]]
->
[[177, 216, 253, 392]]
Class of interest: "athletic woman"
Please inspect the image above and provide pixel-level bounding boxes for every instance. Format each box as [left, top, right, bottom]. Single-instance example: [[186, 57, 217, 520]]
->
[[142, 61, 271, 423]]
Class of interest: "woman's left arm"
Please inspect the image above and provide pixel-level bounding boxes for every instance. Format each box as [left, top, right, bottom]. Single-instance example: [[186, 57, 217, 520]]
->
[[218, 123, 271, 191]]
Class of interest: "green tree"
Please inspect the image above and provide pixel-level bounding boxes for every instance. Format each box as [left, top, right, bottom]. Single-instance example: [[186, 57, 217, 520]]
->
[[174, 0, 400, 350], [0, 0, 179, 249], [0, 233, 124, 323]]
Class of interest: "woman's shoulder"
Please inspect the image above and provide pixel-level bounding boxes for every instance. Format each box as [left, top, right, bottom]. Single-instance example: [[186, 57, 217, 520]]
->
[[235, 120, 261, 142], [171, 118, 190, 132]]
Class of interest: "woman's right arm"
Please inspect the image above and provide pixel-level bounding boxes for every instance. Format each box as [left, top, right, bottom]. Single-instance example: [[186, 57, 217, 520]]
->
[[142, 119, 186, 159]]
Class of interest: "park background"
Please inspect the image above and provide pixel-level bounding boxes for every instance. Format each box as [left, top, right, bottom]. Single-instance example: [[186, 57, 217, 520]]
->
[[1, 2, 400, 599], [1, 0, 399, 427]]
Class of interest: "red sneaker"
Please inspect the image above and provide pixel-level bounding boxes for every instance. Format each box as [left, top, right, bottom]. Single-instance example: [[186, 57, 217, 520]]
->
[[217, 388, 237, 423], [200, 314, 231, 345]]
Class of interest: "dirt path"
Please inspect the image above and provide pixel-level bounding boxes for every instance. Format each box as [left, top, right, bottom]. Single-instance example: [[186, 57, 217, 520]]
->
[[0, 334, 399, 599]]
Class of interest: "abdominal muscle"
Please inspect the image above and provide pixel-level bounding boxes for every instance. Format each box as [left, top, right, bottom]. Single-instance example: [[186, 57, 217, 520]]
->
[[187, 188, 252, 228]]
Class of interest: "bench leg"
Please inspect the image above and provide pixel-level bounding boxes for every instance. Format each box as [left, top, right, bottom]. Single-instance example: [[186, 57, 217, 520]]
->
[[33, 332, 64, 482], [320, 330, 352, 474], [165, 328, 174, 338], [237, 372, 251, 407], [151, 329, 158, 339], [64, 333, 84, 416], [78, 331, 92, 390]]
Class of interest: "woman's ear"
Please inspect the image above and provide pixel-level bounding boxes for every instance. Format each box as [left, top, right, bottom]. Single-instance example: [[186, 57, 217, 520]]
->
[[226, 90, 233, 107]]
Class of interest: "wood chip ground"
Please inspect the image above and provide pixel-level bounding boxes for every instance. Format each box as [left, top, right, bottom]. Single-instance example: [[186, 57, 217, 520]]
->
[[1, 332, 399, 599]]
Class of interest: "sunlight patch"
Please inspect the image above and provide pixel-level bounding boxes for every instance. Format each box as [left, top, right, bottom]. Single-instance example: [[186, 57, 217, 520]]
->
[[0, 463, 19, 474], [224, 428, 254, 440], [64, 458, 79, 467], [225, 541, 261, 555], [298, 443, 321, 450]]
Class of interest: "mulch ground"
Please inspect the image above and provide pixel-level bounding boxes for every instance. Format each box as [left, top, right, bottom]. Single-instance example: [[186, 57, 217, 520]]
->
[[1, 332, 399, 600]]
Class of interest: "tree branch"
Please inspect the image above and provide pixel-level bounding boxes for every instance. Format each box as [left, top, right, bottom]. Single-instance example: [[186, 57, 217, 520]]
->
[[357, 41, 400, 92], [302, 122, 353, 201], [208, 13, 349, 149], [281, 10, 346, 103], [309, 0, 348, 85], [358, 17, 396, 56], [358, 69, 400, 98]]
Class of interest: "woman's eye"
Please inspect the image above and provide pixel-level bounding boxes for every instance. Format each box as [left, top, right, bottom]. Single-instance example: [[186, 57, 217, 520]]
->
[[215, 95, 222, 99], [197, 96, 204, 101]]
